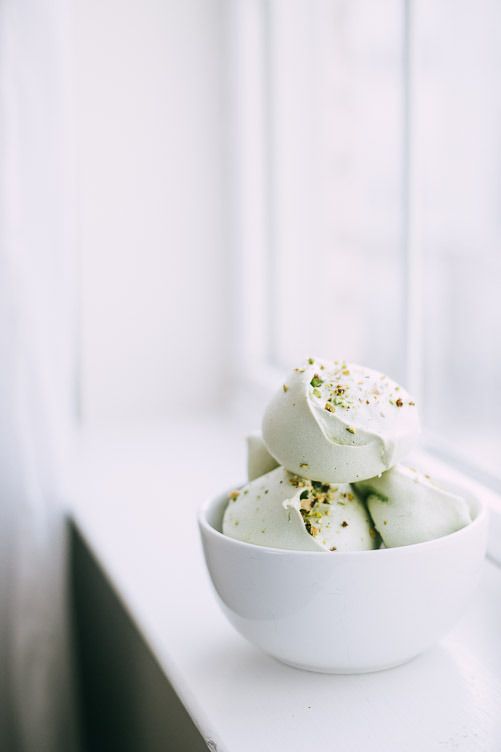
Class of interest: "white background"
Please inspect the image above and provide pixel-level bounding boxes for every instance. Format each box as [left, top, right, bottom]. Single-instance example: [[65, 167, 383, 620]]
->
[[75, 0, 501, 486], [76, 0, 231, 425]]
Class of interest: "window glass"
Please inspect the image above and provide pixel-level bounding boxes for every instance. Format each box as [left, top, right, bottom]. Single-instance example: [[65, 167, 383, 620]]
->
[[418, 0, 501, 479], [259, 0, 501, 482], [268, 0, 406, 382]]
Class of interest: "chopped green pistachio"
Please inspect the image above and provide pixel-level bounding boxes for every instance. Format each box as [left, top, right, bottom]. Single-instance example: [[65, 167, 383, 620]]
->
[[313, 388, 322, 398], [282, 383, 289, 393], [346, 425, 356, 434], [324, 402, 335, 413], [308, 510, 322, 520], [308, 357, 315, 364], [228, 489, 240, 501], [332, 395, 351, 409], [310, 374, 323, 388], [299, 489, 309, 500], [299, 462, 309, 468]]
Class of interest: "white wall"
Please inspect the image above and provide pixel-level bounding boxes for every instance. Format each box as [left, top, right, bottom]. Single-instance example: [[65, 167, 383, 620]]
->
[[76, 0, 230, 425]]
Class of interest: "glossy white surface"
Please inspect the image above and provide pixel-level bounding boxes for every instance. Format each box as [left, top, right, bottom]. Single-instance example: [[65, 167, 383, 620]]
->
[[201, 487, 487, 673], [70, 417, 501, 751]]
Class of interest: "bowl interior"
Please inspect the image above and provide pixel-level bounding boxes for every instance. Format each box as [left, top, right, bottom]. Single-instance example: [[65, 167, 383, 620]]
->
[[204, 492, 228, 533]]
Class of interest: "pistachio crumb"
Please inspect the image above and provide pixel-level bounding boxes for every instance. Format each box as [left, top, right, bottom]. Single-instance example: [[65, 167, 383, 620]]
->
[[324, 402, 335, 413], [283, 383, 289, 393], [228, 489, 240, 501], [346, 425, 356, 434], [310, 374, 323, 388], [300, 462, 309, 469]]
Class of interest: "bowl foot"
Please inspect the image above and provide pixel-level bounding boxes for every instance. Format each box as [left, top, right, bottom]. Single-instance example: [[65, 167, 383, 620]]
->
[[274, 652, 421, 675]]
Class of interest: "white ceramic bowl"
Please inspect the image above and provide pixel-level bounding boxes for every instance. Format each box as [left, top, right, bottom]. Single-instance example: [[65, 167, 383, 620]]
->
[[198, 480, 488, 674]]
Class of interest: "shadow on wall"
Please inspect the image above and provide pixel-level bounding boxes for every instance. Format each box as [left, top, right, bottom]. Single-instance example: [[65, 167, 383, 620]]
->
[[70, 525, 208, 752]]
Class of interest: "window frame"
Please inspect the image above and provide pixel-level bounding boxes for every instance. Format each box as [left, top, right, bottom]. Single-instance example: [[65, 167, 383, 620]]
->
[[230, 0, 501, 508]]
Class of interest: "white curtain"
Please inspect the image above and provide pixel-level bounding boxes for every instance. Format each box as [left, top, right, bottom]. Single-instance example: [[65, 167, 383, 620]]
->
[[0, 1, 79, 750]]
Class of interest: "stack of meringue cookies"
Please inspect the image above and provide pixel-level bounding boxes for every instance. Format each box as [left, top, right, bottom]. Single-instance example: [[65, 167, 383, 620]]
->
[[223, 358, 471, 552]]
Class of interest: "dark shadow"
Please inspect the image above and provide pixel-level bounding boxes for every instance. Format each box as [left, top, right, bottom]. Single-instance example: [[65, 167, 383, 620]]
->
[[70, 524, 208, 752]]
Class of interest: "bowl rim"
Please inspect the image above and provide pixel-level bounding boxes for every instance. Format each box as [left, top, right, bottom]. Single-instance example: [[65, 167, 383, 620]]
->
[[198, 485, 489, 558]]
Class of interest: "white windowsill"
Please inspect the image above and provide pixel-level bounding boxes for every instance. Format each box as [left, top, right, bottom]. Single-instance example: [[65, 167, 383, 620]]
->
[[69, 414, 501, 752]]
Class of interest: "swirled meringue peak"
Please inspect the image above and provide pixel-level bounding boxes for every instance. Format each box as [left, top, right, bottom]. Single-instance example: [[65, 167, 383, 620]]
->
[[262, 358, 420, 483], [246, 432, 279, 481], [222, 466, 377, 552], [353, 464, 471, 548]]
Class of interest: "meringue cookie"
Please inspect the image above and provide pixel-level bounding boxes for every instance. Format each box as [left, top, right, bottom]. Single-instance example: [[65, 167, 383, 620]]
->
[[223, 466, 377, 552], [353, 464, 471, 548], [246, 432, 279, 481], [262, 358, 419, 483]]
